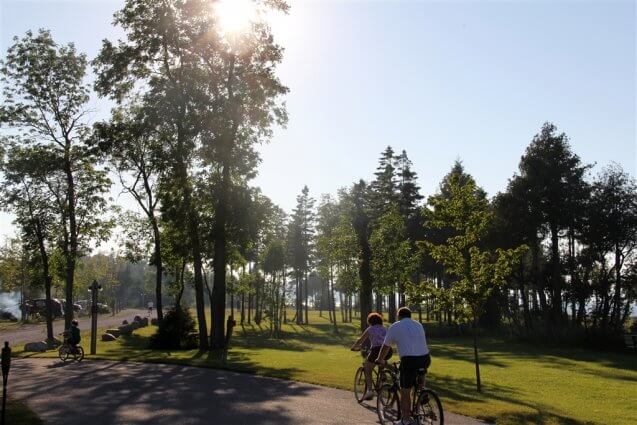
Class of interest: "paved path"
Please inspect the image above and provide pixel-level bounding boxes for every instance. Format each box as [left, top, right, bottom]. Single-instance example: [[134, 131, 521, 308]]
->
[[2, 309, 150, 347], [10, 359, 486, 425]]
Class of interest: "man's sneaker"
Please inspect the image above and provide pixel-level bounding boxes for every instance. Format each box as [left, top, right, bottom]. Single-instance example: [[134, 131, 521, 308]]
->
[[363, 390, 374, 400]]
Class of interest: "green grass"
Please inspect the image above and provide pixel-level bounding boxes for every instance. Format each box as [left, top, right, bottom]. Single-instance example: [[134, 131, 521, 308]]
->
[[16, 311, 637, 425], [3, 398, 43, 425]]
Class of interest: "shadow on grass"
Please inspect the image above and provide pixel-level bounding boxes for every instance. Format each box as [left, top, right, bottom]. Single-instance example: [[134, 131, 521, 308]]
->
[[428, 374, 595, 425]]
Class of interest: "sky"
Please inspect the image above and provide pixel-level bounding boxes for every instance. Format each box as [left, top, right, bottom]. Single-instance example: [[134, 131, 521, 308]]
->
[[0, 0, 635, 245]]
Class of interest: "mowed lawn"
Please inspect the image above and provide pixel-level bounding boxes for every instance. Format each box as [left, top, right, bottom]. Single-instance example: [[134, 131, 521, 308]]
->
[[16, 311, 637, 425]]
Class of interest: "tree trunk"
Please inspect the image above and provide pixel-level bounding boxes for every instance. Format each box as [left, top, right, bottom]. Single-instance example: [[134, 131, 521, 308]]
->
[[549, 223, 562, 325], [473, 314, 482, 393], [613, 244, 622, 327], [388, 290, 396, 323], [304, 271, 309, 324], [151, 218, 164, 323], [63, 151, 78, 330], [358, 236, 373, 331]]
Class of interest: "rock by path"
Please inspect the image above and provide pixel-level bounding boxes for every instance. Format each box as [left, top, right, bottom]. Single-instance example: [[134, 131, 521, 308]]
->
[[10, 358, 487, 425], [1, 309, 151, 347]]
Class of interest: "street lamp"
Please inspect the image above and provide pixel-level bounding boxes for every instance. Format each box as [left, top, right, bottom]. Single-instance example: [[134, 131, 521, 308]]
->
[[89, 280, 102, 355], [1, 341, 10, 425]]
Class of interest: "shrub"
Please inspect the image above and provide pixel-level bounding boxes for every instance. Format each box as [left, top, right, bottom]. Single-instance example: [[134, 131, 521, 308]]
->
[[149, 306, 198, 350]]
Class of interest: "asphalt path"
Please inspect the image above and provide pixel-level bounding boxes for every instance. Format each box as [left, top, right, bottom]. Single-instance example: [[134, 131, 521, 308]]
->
[[10, 358, 488, 425], [1, 309, 150, 347]]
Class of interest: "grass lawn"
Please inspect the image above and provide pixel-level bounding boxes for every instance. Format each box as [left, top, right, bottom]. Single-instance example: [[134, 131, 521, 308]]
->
[[16, 310, 637, 425]]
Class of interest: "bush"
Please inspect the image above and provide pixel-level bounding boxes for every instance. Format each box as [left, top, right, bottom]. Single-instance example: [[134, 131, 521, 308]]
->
[[149, 307, 197, 350]]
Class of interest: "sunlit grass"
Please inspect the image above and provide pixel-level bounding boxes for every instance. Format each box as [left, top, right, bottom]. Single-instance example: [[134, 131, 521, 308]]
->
[[16, 310, 637, 425]]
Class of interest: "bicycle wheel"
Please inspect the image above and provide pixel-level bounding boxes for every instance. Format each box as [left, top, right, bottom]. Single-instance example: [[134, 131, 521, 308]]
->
[[376, 383, 400, 425], [75, 346, 85, 362], [354, 367, 366, 403], [58, 345, 69, 362], [415, 389, 444, 425]]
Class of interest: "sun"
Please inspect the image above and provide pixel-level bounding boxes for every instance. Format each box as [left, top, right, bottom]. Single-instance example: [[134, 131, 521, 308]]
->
[[214, 0, 257, 34]]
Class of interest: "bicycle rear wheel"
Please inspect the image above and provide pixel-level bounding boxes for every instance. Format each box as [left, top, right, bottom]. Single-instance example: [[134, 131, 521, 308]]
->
[[354, 367, 366, 403], [415, 389, 444, 425], [376, 383, 400, 425]]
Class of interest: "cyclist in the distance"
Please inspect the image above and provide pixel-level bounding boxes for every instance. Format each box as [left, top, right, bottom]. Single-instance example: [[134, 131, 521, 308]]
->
[[67, 319, 81, 354], [376, 307, 430, 425]]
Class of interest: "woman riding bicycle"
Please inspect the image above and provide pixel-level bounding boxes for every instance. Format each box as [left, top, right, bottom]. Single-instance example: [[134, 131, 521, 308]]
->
[[350, 312, 393, 400]]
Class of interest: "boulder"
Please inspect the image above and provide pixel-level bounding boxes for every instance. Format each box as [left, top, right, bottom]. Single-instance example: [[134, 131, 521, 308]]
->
[[101, 333, 117, 342], [24, 341, 47, 352], [118, 324, 133, 336], [129, 321, 140, 330], [46, 337, 62, 349], [141, 317, 149, 327], [122, 320, 129, 325], [105, 329, 121, 338], [150, 318, 158, 326], [133, 315, 143, 323]]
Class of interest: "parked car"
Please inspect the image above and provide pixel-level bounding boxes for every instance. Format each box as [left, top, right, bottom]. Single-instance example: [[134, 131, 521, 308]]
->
[[22, 298, 64, 318]]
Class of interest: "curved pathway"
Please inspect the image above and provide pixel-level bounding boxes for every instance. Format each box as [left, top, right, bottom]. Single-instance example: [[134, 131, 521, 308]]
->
[[9, 359, 487, 424]]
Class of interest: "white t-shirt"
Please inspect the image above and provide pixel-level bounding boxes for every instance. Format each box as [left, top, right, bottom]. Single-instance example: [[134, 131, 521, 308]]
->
[[383, 318, 429, 358]]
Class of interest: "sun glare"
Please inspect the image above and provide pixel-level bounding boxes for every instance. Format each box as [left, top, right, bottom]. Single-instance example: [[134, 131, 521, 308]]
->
[[214, 0, 257, 34]]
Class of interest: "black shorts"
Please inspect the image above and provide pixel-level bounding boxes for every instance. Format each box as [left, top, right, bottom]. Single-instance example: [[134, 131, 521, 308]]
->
[[399, 354, 431, 389], [367, 346, 393, 362]]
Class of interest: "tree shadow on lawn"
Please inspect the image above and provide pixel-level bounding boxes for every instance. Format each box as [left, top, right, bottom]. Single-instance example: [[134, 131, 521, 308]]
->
[[430, 336, 637, 374], [429, 374, 595, 425], [12, 359, 310, 425]]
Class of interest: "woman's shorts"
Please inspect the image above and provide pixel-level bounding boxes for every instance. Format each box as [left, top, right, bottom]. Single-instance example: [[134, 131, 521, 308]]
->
[[367, 345, 393, 362]]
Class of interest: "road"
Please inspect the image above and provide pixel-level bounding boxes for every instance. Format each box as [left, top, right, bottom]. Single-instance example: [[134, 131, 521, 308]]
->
[[10, 359, 487, 425], [1, 309, 150, 347]]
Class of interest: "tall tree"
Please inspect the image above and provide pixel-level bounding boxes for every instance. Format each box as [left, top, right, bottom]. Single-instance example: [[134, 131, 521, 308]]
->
[[516, 123, 590, 326], [95, 104, 165, 322], [288, 186, 315, 324], [1, 30, 112, 328], [344, 180, 374, 330], [370, 204, 412, 322]]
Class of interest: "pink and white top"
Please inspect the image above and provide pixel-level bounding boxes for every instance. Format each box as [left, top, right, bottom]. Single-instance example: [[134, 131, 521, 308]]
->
[[367, 324, 387, 347]]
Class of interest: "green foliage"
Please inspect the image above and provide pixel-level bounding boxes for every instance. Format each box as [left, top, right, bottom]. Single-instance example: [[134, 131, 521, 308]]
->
[[150, 306, 197, 350], [424, 173, 527, 320], [370, 204, 413, 295]]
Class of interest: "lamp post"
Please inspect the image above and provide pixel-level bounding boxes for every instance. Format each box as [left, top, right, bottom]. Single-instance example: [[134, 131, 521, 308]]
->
[[89, 280, 101, 355], [1, 341, 11, 425]]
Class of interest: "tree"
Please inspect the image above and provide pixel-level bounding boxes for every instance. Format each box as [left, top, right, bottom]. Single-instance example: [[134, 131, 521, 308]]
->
[[288, 186, 315, 325], [95, 104, 165, 322], [316, 194, 341, 332], [370, 204, 413, 322], [423, 172, 526, 392], [516, 123, 590, 327], [583, 163, 637, 331], [343, 180, 374, 330], [0, 145, 61, 340], [1, 29, 112, 328]]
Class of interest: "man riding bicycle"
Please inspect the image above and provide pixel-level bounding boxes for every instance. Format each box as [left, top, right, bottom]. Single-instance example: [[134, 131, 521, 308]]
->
[[376, 307, 431, 425]]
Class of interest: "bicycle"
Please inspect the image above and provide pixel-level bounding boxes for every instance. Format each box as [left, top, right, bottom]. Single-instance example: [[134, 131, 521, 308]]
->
[[376, 363, 444, 425], [354, 347, 396, 404], [58, 332, 84, 362]]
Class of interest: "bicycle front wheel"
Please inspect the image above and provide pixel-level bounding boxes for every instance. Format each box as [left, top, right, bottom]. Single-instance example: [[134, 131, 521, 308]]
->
[[376, 383, 400, 425], [354, 367, 366, 403], [58, 346, 69, 362], [75, 346, 85, 362], [415, 389, 444, 425]]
